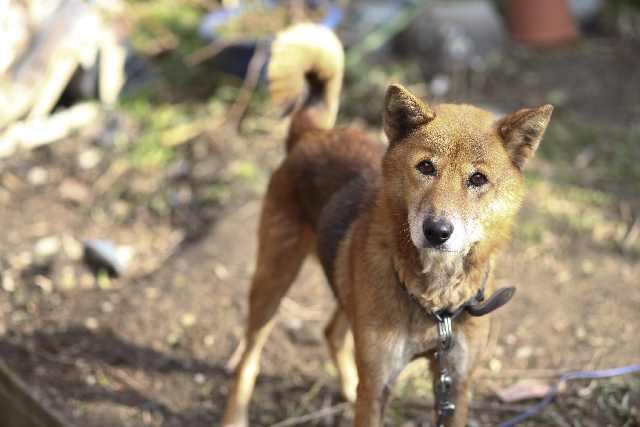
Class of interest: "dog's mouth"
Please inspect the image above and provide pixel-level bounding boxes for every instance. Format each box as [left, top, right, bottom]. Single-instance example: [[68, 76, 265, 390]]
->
[[420, 241, 457, 252]]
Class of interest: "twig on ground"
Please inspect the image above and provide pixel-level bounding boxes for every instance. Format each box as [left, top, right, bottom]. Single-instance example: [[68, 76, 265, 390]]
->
[[293, 379, 325, 417], [583, 348, 604, 372], [183, 38, 256, 66], [270, 402, 350, 427], [622, 216, 640, 252], [225, 41, 270, 132], [92, 157, 130, 197]]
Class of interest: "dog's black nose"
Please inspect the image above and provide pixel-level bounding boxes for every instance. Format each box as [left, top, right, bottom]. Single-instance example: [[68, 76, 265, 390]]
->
[[423, 218, 454, 245]]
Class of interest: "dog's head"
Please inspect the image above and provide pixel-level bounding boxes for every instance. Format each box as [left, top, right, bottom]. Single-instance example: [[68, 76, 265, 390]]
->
[[381, 83, 552, 256]]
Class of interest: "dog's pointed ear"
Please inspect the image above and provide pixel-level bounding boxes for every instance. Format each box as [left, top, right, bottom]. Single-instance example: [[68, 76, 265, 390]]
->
[[383, 83, 435, 143], [496, 105, 553, 169]]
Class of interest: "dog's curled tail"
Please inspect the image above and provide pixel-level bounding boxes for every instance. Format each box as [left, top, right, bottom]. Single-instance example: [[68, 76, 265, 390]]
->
[[268, 23, 344, 137]]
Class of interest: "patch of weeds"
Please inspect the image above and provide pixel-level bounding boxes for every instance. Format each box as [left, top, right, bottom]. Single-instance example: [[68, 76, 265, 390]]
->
[[539, 116, 640, 197], [128, 0, 207, 90], [518, 179, 625, 251], [119, 86, 160, 119], [341, 60, 424, 125], [554, 375, 640, 426], [199, 184, 231, 205], [513, 217, 547, 244], [229, 160, 267, 197], [125, 102, 198, 170]]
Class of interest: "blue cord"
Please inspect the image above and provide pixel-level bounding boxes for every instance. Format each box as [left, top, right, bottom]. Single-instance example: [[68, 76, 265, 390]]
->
[[435, 408, 448, 427], [496, 363, 640, 427]]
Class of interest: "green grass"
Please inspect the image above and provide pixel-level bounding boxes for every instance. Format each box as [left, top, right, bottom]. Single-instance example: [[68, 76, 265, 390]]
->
[[513, 115, 640, 254], [127, 0, 207, 89], [538, 116, 640, 196]]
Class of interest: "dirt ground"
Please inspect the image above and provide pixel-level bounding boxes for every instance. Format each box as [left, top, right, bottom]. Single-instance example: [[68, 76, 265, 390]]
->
[[1, 25, 640, 427]]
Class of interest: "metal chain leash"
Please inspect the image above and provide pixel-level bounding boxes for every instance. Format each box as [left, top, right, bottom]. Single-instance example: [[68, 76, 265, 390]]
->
[[433, 313, 455, 427]]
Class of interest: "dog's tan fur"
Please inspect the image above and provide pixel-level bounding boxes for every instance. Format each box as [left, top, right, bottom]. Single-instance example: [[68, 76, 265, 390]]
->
[[220, 24, 552, 427]]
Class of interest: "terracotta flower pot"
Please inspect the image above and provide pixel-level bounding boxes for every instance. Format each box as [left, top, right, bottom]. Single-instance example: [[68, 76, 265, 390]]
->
[[506, 0, 580, 48]]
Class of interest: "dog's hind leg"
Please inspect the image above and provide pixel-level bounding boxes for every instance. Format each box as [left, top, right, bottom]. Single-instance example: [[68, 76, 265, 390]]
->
[[324, 306, 358, 403], [221, 167, 314, 427]]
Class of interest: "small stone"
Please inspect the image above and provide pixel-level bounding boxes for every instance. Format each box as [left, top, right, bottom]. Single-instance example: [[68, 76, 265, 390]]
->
[[515, 346, 533, 359], [27, 166, 48, 186], [84, 317, 99, 330], [489, 358, 502, 372], [213, 262, 229, 280], [110, 200, 130, 220], [180, 313, 196, 327], [101, 301, 114, 313], [1, 172, 21, 192], [34, 275, 53, 293], [9, 251, 33, 270], [62, 234, 84, 261], [59, 178, 90, 203], [194, 373, 206, 384], [1, 271, 16, 292], [77, 148, 102, 170], [34, 235, 60, 258], [203, 334, 215, 347], [504, 334, 517, 345]]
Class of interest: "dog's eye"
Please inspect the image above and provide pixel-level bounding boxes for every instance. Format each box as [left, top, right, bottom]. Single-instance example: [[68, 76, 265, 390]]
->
[[469, 172, 488, 187], [416, 160, 436, 176]]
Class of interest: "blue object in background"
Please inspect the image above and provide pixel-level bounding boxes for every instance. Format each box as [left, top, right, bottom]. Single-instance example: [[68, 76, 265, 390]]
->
[[197, 1, 343, 80]]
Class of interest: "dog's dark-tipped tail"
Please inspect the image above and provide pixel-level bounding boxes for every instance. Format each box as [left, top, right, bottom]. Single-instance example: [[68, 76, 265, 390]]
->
[[268, 23, 344, 150]]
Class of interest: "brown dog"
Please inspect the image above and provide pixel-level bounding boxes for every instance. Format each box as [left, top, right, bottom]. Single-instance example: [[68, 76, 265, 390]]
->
[[220, 24, 552, 427]]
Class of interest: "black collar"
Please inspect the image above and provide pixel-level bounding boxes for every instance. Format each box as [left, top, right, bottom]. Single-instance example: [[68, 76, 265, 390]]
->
[[392, 262, 516, 321]]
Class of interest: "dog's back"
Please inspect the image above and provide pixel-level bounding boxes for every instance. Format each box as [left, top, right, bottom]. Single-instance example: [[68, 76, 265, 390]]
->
[[268, 24, 382, 286]]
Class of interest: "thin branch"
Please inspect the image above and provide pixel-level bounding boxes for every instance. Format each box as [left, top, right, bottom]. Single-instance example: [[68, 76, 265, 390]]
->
[[225, 40, 270, 132], [183, 38, 256, 67], [270, 402, 350, 427]]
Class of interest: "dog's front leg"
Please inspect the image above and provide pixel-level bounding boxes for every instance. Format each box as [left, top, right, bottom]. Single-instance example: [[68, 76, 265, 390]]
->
[[353, 378, 393, 427], [352, 333, 406, 427]]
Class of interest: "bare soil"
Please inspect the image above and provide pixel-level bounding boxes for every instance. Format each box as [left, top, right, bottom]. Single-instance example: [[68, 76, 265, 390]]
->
[[1, 34, 639, 427]]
